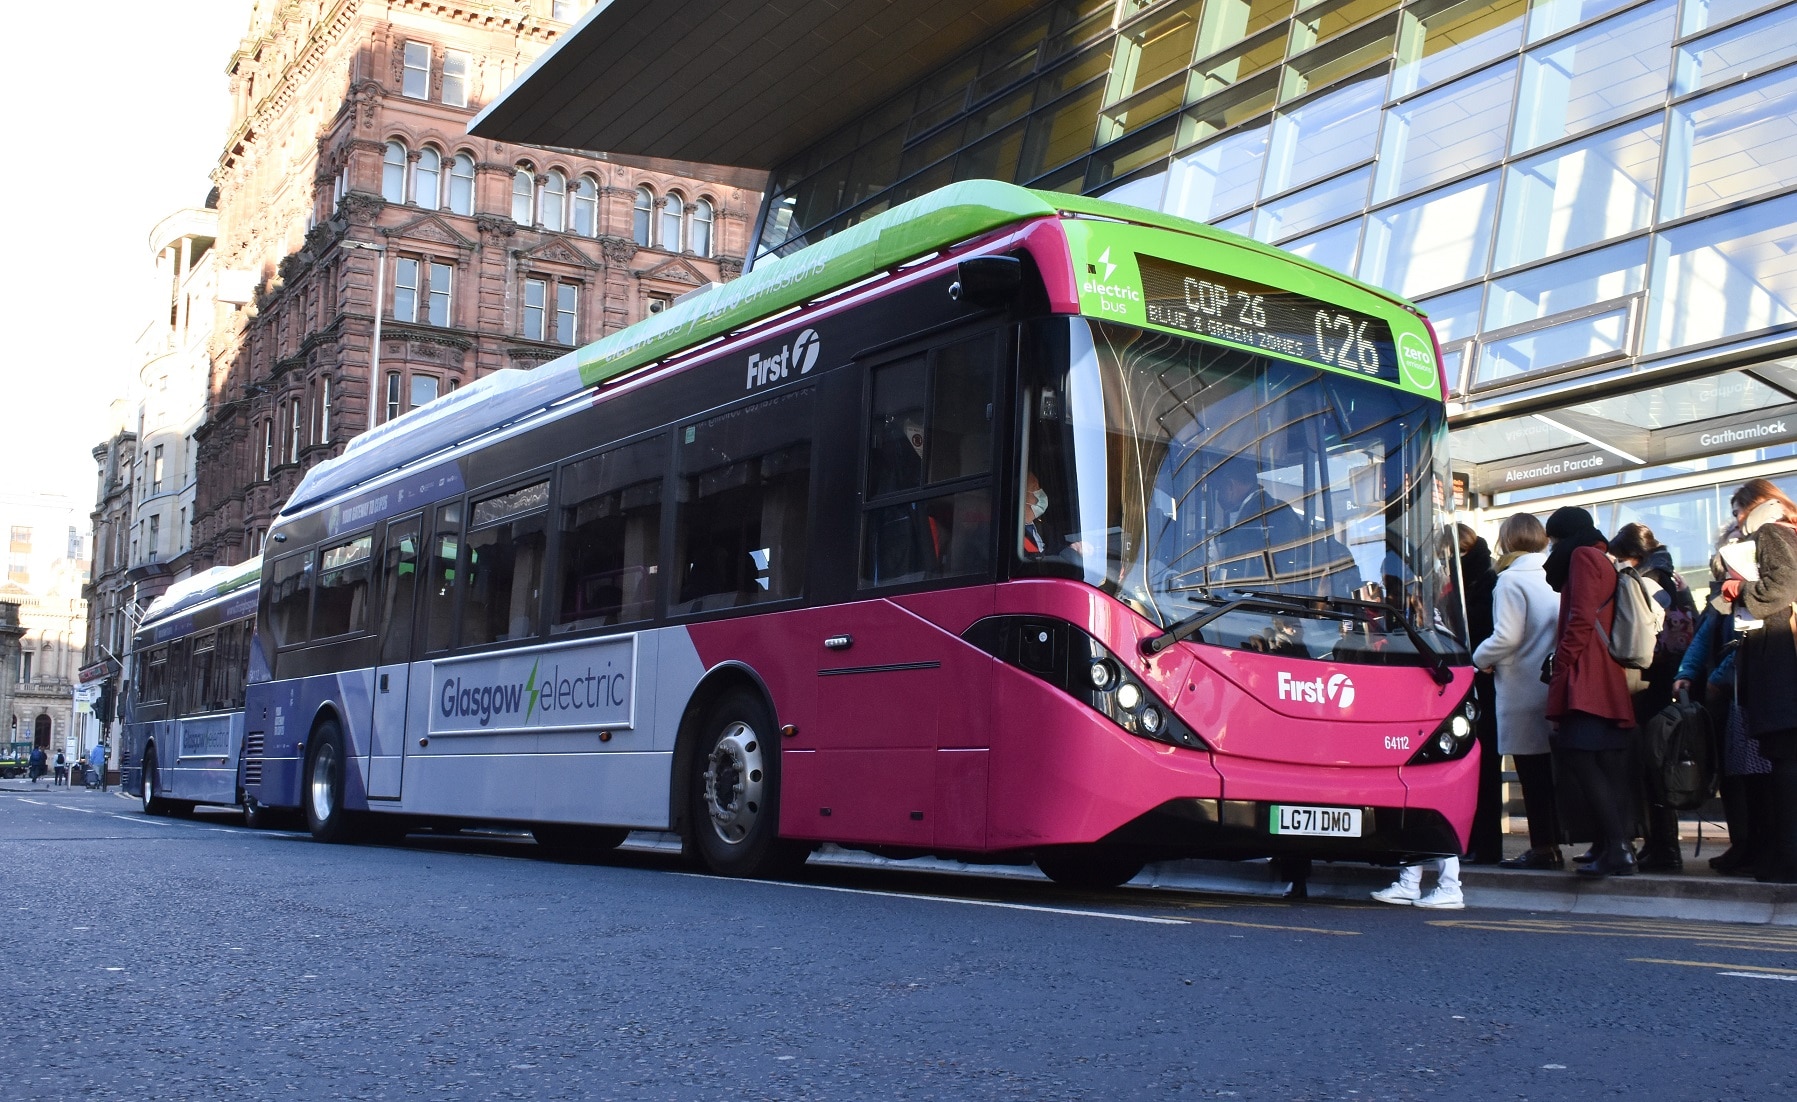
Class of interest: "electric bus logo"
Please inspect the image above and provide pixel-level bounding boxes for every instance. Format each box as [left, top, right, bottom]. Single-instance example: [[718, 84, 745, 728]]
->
[[1277, 671, 1356, 709], [432, 638, 636, 734], [745, 328, 821, 390]]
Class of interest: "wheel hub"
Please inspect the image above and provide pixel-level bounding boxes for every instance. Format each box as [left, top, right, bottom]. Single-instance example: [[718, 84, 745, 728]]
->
[[703, 722, 764, 845], [309, 743, 338, 824]]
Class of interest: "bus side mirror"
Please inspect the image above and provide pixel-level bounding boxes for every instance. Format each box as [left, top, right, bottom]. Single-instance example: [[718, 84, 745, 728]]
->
[[950, 256, 1023, 307]]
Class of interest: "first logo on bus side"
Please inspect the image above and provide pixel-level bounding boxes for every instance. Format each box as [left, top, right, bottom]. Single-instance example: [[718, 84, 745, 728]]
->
[[745, 328, 821, 390]]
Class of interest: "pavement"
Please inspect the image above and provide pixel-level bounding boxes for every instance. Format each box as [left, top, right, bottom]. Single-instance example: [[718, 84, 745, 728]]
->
[[6, 779, 1793, 924]]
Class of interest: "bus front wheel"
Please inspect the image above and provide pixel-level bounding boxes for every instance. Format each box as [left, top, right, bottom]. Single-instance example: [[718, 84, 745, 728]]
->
[[690, 689, 806, 878], [304, 720, 356, 844], [1035, 847, 1146, 890]]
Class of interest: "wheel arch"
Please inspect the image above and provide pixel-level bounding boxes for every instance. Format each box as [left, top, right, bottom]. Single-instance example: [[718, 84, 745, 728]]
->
[[667, 661, 776, 841]]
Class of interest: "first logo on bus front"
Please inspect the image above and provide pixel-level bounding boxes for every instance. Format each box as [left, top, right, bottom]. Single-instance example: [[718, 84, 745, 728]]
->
[[745, 328, 820, 390]]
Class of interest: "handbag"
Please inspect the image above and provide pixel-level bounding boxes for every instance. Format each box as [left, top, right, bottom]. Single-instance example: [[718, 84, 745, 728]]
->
[[1539, 650, 1556, 684]]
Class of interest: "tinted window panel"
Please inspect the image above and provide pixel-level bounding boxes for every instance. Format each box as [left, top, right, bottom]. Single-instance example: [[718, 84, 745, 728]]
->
[[672, 389, 815, 614], [312, 534, 373, 638], [556, 436, 665, 631], [266, 551, 312, 648], [462, 484, 550, 646]]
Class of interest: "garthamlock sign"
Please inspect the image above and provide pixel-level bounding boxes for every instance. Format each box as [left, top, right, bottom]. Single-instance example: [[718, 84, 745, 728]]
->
[[428, 635, 636, 736]]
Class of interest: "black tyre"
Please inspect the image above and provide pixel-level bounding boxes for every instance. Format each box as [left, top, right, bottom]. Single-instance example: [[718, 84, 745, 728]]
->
[[689, 689, 807, 878], [1036, 847, 1146, 889], [303, 719, 357, 844], [140, 747, 168, 816], [532, 823, 630, 861]]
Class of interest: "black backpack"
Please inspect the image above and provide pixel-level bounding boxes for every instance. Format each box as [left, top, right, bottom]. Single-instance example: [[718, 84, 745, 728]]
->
[[1642, 700, 1715, 811]]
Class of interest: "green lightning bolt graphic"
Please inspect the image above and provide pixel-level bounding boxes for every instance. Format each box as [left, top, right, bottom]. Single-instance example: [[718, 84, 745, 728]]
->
[[525, 659, 541, 722]]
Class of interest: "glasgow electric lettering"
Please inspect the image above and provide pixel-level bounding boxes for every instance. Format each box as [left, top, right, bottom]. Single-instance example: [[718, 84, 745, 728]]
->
[[430, 636, 635, 735], [1136, 255, 1401, 383]]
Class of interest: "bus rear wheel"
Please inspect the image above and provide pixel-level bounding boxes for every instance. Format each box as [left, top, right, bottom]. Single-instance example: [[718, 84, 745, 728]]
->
[[533, 823, 629, 861], [1035, 847, 1146, 890], [140, 749, 168, 816], [690, 689, 806, 878], [304, 720, 357, 844]]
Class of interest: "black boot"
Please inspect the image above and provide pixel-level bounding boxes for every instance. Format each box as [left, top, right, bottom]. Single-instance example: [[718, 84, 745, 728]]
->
[[1577, 843, 1637, 878], [1637, 804, 1684, 873], [1755, 760, 1797, 884]]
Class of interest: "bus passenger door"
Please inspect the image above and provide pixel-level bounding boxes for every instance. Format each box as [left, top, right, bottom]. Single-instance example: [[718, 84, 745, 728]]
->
[[367, 515, 422, 799]]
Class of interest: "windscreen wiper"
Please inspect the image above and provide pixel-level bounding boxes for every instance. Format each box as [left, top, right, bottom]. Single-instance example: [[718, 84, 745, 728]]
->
[[1230, 588, 1456, 686], [1141, 592, 1355, 656]]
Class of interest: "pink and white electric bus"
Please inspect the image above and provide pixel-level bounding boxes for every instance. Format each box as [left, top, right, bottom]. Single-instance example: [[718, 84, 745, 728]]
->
[[242, 180, 1477, 885]]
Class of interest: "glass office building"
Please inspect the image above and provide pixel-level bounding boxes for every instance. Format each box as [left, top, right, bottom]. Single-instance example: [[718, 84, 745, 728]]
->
[[485, 0, 1797, 573]]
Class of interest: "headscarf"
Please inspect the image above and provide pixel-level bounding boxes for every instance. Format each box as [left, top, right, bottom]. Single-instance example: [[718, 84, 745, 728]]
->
[[1543, 506, 1605, 593]]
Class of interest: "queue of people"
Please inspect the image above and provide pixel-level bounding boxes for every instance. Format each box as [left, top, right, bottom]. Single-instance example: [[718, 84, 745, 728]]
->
[[1376, 477, 1797, 908]]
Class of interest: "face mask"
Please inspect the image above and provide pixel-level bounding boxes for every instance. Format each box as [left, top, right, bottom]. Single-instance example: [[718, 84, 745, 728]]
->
[[1029, 488, 1049, 520]]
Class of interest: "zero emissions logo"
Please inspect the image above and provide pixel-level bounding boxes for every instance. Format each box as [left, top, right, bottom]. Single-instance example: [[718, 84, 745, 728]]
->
[[1397, 331, 1436, 391]]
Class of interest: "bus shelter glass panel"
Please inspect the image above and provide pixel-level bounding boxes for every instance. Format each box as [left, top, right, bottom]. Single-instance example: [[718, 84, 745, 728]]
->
[[672, 388, 815, 614], [1391, 0, 1528, 97], [1257, 166, 1371, 241], [1024, 318, 1464, 662], [1661, 64, 1797, 220], [1280, 215, 1364, 274], [1374, 60, 1517, 202], [1359, 170, 1499, 298], [461, 481, 550, 646], [1646, 191, 1797, 354], [555, 435, 665, 631], [1674, 7, 1797, 94], [1263, 72, 1385, 194], [1511, 0, 1677, 153], [1527, 0, 1643, 39], [1494, 118, 1661, 270]]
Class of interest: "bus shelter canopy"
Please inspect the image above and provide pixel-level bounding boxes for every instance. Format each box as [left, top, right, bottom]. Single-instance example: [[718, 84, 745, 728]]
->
[[470, 0, 1041, 167]]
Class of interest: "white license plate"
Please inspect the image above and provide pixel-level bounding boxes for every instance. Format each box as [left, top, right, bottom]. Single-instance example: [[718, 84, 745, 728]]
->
[[1270, 805, 1363, 837]]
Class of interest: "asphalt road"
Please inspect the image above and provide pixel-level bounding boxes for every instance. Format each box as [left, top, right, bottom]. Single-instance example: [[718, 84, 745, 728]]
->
[[4, 789, 1793, 1101]]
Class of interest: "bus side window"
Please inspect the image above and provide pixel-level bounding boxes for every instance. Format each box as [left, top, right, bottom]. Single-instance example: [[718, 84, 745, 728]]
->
[[379, 517, 423, 665], [421, 503, 462, 654], [554, 434, 664, 631], [266, 550, 313, 648], [191, 632, 216, 714], [859, 333, 996, 587], [462, 480, 551, 646], [314, 533, 374, 638], [672, 387, 814, 614]]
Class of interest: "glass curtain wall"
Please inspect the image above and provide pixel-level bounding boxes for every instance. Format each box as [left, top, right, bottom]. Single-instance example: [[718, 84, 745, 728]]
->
[[760, 0, 1797, 403]]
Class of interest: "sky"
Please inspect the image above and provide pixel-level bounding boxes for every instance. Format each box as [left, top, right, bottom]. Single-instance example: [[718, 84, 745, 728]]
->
[[0, 1, 250, 507]]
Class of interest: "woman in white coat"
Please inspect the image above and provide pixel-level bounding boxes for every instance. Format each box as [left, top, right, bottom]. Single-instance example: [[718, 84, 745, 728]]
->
[[1473, 512, 1563, 870]]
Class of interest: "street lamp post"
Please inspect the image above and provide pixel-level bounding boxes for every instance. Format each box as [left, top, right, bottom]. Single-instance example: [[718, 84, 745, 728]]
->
[[339, 238, 386, 435]]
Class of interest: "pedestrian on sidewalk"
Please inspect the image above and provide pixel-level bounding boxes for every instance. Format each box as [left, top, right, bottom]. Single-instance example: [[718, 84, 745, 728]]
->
[[1724, 478, 1797, 884], [1459, 524, 1504, 864], [53, 750, 67, 786], [1474, 512, 1562, 870], [86, 741, 107, 793], [1673, 524, 1772, 875], [1371, 857, 1464, 909], [1544, 506, 1638, 878], [28, 745, 47, 784], [1611, 522, 1698, 872]]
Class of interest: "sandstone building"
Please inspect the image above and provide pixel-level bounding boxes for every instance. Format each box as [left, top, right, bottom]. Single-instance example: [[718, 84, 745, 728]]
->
[[191, 0, 758, 567]]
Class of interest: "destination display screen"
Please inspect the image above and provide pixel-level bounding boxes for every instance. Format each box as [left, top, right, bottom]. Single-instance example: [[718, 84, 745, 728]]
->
[[1137, 254, 1402, 384]]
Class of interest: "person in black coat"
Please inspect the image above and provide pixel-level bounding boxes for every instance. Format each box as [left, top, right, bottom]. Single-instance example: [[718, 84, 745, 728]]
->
[[1458, 524, 1503, 863], [1725, 479, 1797, 883]]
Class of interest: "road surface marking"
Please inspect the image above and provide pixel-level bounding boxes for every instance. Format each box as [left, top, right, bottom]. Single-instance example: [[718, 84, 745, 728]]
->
[[1160, 915, 1359, 936], [1630, 957, 1797, 976], [683, 874, 1188, 925], [53, 805, 97, 814], [1433, 917, 1797, 955], [1718, 971, 1797, 982]]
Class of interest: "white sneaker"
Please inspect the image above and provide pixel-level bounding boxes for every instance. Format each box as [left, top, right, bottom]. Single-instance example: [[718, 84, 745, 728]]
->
[[1371, 882, 1420, 905], [1414, 885, 1465, 909]]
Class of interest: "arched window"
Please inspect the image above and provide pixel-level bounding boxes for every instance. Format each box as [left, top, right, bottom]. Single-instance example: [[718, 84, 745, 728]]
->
[[632, 186, 653, 246], [572, 176, 598, 236], [512, 167, 535, 225], [541, 170, 567, 232], [414, 147, 441, 210], [691, 198, 714, 258], [660, 192, 684, 250], [447, 153, 475, 215], [381, 141, 407, 204]]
